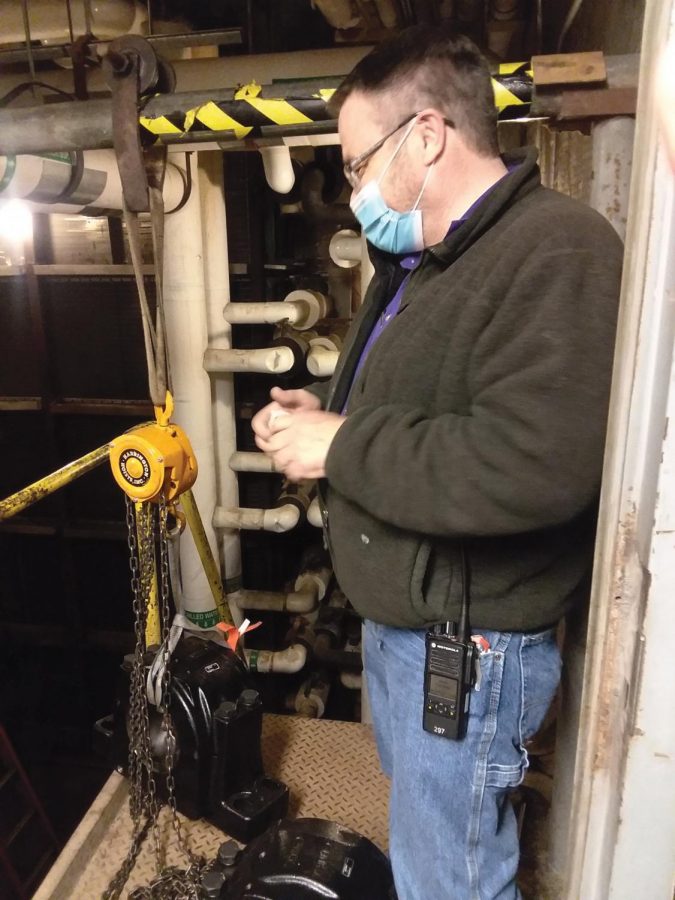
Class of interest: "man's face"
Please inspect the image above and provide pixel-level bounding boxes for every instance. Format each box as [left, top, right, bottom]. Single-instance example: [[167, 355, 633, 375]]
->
[[338, 91, 423, 212]]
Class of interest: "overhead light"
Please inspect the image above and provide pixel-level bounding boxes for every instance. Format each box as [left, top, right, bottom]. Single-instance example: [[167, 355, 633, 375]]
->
[[0, 200, 33, 245]]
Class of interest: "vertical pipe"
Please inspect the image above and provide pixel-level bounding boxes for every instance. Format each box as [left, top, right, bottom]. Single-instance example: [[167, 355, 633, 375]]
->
[[549, 115, 635, 884], [83, 0, 93, 35], [197, 151, 244, 609], [180, 489, 235, 628], [162, 153, 230, 629], [20, 0, 38, 100], [589, 117, 636, 242]]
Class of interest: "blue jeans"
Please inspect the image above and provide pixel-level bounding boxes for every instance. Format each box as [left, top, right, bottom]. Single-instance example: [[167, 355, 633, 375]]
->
[[364, 620, 562, 900]]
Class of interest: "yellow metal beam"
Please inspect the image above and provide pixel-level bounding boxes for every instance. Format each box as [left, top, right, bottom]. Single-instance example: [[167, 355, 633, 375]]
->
[[0, 444, 110, 520]]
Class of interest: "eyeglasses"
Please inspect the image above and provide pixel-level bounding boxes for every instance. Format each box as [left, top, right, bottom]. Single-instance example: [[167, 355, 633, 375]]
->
[[342, 112, 455, 190]]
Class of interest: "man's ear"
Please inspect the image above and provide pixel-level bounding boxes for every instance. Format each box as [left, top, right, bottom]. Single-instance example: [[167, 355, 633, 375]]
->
[[416, 109, 448, 166]]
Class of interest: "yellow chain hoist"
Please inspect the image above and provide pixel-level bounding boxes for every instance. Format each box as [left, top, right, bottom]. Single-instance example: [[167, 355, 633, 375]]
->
[[108, 391, 197, 504]]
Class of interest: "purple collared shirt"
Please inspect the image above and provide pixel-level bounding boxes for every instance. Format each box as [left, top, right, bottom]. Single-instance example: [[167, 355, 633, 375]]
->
[[342, 170, 514, 414]]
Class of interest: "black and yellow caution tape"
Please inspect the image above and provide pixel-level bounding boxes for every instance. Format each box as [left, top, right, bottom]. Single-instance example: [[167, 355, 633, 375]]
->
[[138, 66, 534, 143], [492, 62, 533, 119]]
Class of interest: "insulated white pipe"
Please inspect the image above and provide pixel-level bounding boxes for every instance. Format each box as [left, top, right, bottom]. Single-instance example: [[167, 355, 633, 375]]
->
[[163, 153, 231, 629], [0, 0, 147, 44], [229, 451, 277, 473], [329, 228, 361, 267], [245, 644, 308, 674], [213, 503, 300, 532], [235, 589, 316, 613], [373, 0, 399, 27], [203, 345, 295, 374], [360, 230, 375, 299], [0, 151, 187, 214], [259, 146, 295, 194], [307, 345, 339, 377], [307, 497, 323, 528], [223, 300, 307, 326], [589, 117, 635, 242], [295, 675, 331, 718], [232, 566, 330, 620], [222, 290, 328, 330], [198, 151, 243, 602], [238, 567, 330, 612]]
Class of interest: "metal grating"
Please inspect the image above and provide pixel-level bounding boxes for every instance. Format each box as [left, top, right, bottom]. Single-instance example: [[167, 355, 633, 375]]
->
[[35, 714, 390, 899]]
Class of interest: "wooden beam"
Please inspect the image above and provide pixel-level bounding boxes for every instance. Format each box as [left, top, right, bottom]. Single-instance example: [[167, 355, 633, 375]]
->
[[559, 86, 638, 120], [532, 51, 607, 87]]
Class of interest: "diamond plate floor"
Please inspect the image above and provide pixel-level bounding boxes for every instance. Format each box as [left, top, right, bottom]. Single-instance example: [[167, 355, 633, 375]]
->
[[35, 715, 390, 900]]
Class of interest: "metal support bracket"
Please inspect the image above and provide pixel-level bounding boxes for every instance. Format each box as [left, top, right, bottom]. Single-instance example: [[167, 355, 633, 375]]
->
[[102, 35, 175, 212]]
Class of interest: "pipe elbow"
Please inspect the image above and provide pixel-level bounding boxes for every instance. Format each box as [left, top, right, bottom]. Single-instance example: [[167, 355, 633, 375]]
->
[[246, 643, 308, 674], [263, 503, 301, 533]]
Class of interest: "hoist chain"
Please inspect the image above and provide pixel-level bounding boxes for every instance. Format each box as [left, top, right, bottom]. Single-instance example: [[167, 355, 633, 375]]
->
[[102, 497, 207, 900]]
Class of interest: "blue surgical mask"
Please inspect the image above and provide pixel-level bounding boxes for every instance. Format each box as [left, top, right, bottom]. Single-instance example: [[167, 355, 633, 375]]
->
[[349, 118, 434, 255]]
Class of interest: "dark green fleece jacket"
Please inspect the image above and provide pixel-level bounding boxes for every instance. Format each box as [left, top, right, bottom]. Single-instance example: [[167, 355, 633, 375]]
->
[[309, 148, 623, 631]]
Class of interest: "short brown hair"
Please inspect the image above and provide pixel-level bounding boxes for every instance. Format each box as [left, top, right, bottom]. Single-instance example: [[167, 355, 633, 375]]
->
[[330, 25, 498, 157]]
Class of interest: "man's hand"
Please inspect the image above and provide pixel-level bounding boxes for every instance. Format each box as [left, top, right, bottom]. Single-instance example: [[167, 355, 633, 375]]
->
[[253, 409, 346, 482], [251, 387, 322, 443]]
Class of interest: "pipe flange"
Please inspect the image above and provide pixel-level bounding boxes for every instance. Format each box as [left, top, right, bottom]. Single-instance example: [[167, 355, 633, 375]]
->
[[284, 290, 329, 330]]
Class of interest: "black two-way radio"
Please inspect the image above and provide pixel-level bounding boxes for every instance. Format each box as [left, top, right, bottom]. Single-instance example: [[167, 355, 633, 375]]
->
[[422, 544, 476, 740]]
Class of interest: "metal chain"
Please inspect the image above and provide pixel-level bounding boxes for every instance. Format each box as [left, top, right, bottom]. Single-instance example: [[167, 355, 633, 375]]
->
[[157, 496, 202, 873], [102, 498, 206, 900]]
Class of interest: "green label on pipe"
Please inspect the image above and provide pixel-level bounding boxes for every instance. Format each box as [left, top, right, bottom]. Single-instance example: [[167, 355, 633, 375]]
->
[[184, 608, 220, 628], [39, 151, 72, 163], [0, 155, 16, 194]]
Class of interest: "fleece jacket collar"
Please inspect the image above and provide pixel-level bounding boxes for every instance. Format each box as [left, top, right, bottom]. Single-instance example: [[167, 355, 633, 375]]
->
[[368, 146, 540, 282]]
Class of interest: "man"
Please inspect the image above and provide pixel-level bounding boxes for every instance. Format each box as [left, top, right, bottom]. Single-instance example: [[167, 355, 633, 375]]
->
[[253, 26, 623, 900]]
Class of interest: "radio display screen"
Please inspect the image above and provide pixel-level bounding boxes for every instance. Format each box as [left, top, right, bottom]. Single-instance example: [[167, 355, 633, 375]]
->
[[429, 673, 458, 701]]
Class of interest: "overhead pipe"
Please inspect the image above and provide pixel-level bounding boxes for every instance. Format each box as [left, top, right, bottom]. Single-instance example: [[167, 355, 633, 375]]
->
[[0, 150, 188, 214], [222, 290, 329, 330], [198, 150, 243, 598], [0, 48, 555, 155], [0, 46, 372, 105], [0, 0, 148, 44], [245, 643, 307, 674]]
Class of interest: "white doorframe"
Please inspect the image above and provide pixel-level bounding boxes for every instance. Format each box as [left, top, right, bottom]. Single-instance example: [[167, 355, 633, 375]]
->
[[564, 1, 675, 897]]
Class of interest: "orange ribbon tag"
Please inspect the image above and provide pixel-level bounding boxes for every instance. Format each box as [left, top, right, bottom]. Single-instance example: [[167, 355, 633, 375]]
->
[[216, 617, 262, 652]]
